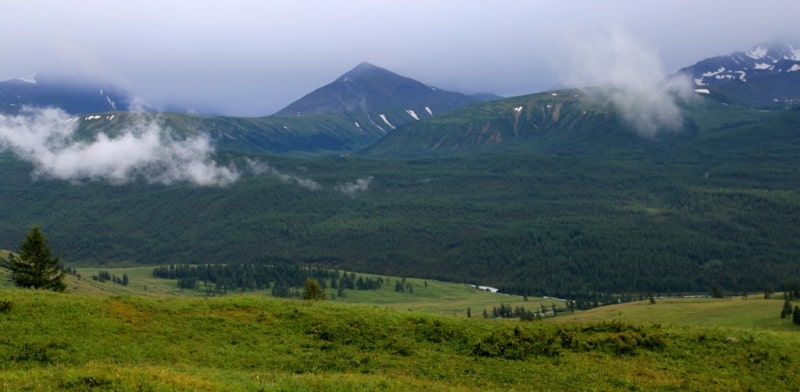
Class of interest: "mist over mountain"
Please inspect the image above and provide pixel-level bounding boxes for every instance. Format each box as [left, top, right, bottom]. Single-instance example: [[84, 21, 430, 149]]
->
[[0, 73, 131, 115], [2, 40, 798, 160]]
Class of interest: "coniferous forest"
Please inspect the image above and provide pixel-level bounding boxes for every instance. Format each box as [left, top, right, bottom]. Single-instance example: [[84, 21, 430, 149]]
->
[[1, 107, 799, 299]]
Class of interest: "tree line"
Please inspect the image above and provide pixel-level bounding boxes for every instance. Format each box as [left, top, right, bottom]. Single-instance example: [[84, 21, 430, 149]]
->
[[151, 263, 383, 296]]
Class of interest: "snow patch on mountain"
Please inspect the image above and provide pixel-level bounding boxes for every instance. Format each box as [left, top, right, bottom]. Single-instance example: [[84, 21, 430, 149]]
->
[[746, 45, 768, 59], [405, 109, 419, 121], [379, 114, 395, 129], [106, 95, 117, 111], [792, 46, 800, 60], [425, 106, 433, 116], [702, 67, 726, 78]]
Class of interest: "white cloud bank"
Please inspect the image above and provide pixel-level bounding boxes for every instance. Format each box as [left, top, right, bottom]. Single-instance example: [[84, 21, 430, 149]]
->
[[0, 107, 239, 185], [558, 28, 695, 137]]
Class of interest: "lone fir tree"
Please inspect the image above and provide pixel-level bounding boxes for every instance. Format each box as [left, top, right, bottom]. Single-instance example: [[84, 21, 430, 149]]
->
[[5, 226, 66, 292]]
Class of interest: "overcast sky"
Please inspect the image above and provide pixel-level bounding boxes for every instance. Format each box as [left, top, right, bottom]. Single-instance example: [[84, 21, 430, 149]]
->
[[1, 0, 797, 116]]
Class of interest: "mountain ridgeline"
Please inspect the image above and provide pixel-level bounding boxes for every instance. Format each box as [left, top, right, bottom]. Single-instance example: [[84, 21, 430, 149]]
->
[[2, 45, 800, 298], [360, 89, 649, 157]]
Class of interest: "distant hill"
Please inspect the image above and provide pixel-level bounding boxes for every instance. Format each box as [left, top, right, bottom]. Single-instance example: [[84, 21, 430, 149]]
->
[[675, 42, 800, 107], [0, 73, 131, 115], [359, 88, 772, 158], [276, 62, 495, 133], [71, 110, 387, 155]]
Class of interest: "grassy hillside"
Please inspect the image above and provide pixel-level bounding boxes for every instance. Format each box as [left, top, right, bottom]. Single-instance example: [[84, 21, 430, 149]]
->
[[551, 297, 799, 331], [1, 288, 799, 391], [58, 267, 559, 317]]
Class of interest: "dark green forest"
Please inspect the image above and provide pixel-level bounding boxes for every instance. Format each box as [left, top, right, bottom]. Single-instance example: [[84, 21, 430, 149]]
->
[[1, 107, 799, 299]]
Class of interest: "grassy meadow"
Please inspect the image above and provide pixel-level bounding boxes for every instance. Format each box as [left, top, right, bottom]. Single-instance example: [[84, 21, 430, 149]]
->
[[59, 267, 562, 317], [2, 267, 800, 390], [2, 287, 800, 391], [550, 296, 798, 331]]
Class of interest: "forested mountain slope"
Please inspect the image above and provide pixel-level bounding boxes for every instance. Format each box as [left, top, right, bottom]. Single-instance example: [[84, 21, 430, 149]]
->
[[1, 104, 798, 296], [360, 88, 776, 158]]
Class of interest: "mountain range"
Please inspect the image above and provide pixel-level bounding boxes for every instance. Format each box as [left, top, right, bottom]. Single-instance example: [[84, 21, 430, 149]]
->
[[0, 63, 499, 154], [3, 42, 799, 157], [1, 42, 799, 296]]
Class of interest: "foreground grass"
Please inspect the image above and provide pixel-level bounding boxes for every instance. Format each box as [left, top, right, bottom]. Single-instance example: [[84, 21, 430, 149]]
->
[[1, 288, 799, 391]]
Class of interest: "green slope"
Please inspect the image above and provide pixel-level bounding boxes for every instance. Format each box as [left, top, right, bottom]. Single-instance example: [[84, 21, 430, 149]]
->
[[75, 111, 387, 154], [360, 88, 777, 158]]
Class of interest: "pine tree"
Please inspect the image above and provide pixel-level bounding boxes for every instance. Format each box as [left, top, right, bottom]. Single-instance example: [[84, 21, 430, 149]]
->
[[5, 226, 65, 292], [781, 298, 793, 319], [794, 306, 800, 326]]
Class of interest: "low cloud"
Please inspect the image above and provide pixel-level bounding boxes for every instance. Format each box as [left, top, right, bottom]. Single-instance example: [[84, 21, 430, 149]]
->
[[558, 28, 695, 137], [246, 159, 322, 191], [247, 159, 373, 196], [0, 107, 238, 185], [336, 176, 374, 196]]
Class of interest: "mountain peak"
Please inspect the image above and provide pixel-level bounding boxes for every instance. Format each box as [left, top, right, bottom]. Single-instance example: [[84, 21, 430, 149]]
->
[[337, 62, 389, 82], [276, 63, 483, 121], [350, 61, 382, 73], [744, 42, 800, 61], [13, 73, 37, 85]]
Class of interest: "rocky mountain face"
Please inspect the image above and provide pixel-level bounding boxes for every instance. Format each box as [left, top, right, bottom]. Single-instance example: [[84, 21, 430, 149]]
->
[[275, 62, 494, 132], [676, 42, 800, 107]]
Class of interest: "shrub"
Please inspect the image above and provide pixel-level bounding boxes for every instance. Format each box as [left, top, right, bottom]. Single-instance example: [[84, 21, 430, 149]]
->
[[472, 327, 560, 360], [0, 300, 13, 314]]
